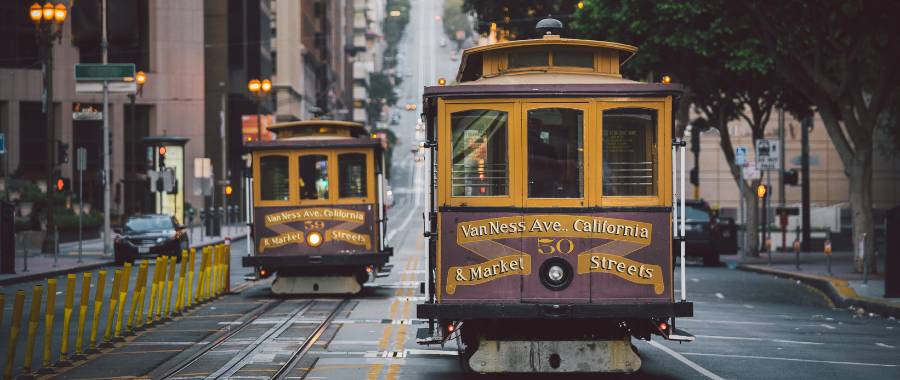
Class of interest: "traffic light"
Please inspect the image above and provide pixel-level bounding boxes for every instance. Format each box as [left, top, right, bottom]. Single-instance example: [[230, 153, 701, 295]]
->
[[57, 140, 69, 165], [225, 182, 233, 196], [158, 146, 167, 169], [783, 169, 799, 186], [56, 177, 70, 192], [756, 184, 768, 199], [690, 167, 699, 186]]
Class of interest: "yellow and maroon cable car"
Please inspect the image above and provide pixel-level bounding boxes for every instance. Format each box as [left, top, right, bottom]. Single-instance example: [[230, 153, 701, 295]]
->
[[242, 120, 392, 294], [416, 19, 693, 373]]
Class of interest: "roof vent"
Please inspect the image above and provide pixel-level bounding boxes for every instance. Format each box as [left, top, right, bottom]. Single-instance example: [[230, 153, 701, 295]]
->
[[536, 16, 563, 38]]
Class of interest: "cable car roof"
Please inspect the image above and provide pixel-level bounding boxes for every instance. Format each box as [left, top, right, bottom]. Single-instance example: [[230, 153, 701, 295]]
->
[[266, 120, 368, 140]]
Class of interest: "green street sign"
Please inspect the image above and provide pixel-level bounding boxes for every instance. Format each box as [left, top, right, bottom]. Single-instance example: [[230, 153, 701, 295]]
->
[[74, 63, 135, 81]]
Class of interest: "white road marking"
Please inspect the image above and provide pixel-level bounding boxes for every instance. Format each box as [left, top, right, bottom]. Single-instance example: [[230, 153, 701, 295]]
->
[[743, 304, 754, 309], [819, 323, 836, 330], [875, 342, 895, 349], [647, 340, 725, 380], [681, 319, 775, 326], [695, 335, 823, 345], [682, 352, 898, 367], [714, 292, 725, 299], [691, 278, 700, 283]]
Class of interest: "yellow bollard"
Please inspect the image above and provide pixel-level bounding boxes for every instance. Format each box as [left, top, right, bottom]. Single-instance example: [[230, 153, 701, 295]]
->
[[22, 284, 43, 374], [100, 270, 122, 347], [40, 278, 58, 371], [73, 272, 92, 359], [219, 245, 226, 294], [147, 257, 162, 325], [210, 245, 218, 297], [114, 262, 132, 340], [87, 270, 107, 353], [196, 248, 206, 303], [204, 246, 212, 300], [55, 274, 78, 367], [157, 255, 171, 321], [188, 247, 197, 306], [164, 254, 176, 319], [225, 243, 231, 293], [4, 291, 26, 379], [128, 261, 148, 332], [175, 250, 188, 315]]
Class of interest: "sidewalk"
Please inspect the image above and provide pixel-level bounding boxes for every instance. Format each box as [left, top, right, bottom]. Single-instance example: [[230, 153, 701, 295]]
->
[[726, 250, 900, 318], [0, 224, 248, 286]]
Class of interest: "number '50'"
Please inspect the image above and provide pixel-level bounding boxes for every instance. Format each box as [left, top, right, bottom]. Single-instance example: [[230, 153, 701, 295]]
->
[[537, 238, 574, 255]]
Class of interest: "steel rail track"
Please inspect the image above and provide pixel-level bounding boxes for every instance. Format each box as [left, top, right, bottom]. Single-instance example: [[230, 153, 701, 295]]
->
[[157, 298, 286, 379], [273, 298, 350, 380]]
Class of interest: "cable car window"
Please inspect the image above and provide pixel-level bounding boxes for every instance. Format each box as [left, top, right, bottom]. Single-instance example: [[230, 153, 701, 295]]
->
[[451, 110, 508, 197], [527, 108, 583, 198], [602, 108, 658, 196], [299, 154, 329, 200], [259, 155, 290, 201], [508, 50, 549, 69], [338, 153, 368, 198], [553, 50, 593, 68]]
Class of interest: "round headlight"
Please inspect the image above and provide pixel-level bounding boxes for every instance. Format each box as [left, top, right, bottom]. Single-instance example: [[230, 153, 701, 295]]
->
[[539, 258, 573, 291], [307, 231, 323, 247], [547, 265, 565, 282], [156, 237, 165, 244]]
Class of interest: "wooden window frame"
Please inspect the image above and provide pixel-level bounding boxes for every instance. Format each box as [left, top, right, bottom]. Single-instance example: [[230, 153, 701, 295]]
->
[[253, 151, 296, 207], [334, 148, 376, 205], [295, 149, 335, 207]]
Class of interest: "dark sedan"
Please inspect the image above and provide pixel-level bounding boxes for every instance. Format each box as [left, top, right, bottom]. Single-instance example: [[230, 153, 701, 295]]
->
[[678, 200, 720, 266], [114, 214, 189, 264]]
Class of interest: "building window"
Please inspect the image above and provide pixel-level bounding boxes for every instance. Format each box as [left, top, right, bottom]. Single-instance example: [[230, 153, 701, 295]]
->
[[527, 108, 584, 198], [259, 155, 290, 201], [73, 0, 150, 68], [338, 153, 367, 198], [299, 154, 329, 200], [450, 109, 509, 197], [602, 108, 658, 196]]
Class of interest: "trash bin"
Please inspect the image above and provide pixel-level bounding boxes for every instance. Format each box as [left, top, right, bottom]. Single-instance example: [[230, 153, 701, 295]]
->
[[0, 201, 15, 274], [886, 205, 900, 298]]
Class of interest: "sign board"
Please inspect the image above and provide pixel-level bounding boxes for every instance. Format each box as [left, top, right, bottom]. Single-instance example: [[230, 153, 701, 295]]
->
[[74, 63, 135, 81], [0, 133, 5, 155], [775, 207, 799, 216], [73, 110, 103, 120], [148, 170, 159, 193], [735, 146, 747, 166], [75, 81, 137, 94], [742, 162, 761, 180], [76, 147, 87, 171], [194, 157, 213, 179], [755, 139, 780, 170]]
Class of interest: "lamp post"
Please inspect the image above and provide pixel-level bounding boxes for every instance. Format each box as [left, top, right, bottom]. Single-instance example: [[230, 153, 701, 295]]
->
[[31, 2, 67, 254], [127, 71, 146, 216], [247, 78, 271, 141]]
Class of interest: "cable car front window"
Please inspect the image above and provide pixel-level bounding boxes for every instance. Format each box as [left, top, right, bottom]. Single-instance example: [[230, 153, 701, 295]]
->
[[602, 108, 658, 196], [299, 154, 329, 200], [527, 108, 584, 198], [451, 110, 508, 197], [338, 153, 367, 198], [259, 155, 290, 201]]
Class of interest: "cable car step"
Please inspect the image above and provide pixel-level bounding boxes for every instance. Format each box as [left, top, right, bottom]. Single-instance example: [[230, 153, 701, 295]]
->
[[415, 327, 442, 345], [667, 327, 695, 342], [376, 271, 391, 278]]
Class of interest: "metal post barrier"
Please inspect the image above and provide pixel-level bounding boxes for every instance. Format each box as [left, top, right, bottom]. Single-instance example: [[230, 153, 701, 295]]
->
[[55, 274, 77, 367], [221, 245, 227, 294], [86, 270, 106, 354], [147, 257, 162, 325], [216, 245, 223, 295], [188, 247, 196, 307], [225, 242, 231, 293], [100, 270, 121, 348], [154, 256, 168, 322], [4, 290, 26, 379], [114, 262, 132, 340], [196, 247, 206, 302], [211, 245, 219, 296], [206, 246, 214, 299], [128, 261, 148, 333], [164, 254, 176, 320], [175, 250, 188, 315], [38, 278, 58, 373], [72, 272, 91, 360], [22, 284, 44, 375]]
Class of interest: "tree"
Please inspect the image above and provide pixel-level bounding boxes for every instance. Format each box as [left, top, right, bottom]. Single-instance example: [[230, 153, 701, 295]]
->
[[573, 0, 809, 256], [742, 1, 900, 271]]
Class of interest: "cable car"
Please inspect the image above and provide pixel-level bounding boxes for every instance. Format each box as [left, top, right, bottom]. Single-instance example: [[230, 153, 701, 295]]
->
[[242, 120, 393, 294], [416, 18, 694, 374]]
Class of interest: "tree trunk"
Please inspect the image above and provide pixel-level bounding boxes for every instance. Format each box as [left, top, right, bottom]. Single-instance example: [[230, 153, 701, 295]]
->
[[849, 144, 876, 273], [743, 187, 760, 257]]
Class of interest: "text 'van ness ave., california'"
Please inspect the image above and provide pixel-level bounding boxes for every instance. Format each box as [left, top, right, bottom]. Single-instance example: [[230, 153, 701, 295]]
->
[[264, 207, 366, 226], [457, 215, 652, 244]]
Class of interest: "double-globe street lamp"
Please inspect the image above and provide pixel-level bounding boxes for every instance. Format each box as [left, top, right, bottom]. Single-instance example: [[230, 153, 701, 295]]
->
[[247, 78, 272, 141], [30, 2, 67, 253]]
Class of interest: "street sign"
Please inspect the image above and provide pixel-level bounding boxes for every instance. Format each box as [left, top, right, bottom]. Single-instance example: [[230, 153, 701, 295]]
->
[[148, 170, 160, 193], [74, 63, 135, 81], [76, 147, 87, 171], [75, 81, 137, 94], [735, 146, 747, 166], [775, 207, 799, 216], [756, 139, 780, 170], [0, 133, 6, 155], [742, 162, 761, 180], [72, 110, 103, 120]]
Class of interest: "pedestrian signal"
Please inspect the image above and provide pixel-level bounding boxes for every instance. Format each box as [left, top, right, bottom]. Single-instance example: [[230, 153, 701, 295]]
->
[[56, 177, 70, 192]]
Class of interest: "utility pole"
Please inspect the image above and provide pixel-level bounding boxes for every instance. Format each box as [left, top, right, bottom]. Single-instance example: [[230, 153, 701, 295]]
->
[[691, 126, 700, 200], [102, 0, 112, 256], [779, 108, 785, 208], [41, 26, 56, 254], [801, 115, 812, 252]]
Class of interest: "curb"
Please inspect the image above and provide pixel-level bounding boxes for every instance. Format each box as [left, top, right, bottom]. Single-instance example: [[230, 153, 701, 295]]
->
[[0, 234, 248, 287], [738, 264, 900, 319]]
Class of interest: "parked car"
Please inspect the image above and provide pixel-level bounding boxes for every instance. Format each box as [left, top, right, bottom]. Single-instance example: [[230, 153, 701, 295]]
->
[[114, 214, 189, 264], [678, 200, 720, 266]]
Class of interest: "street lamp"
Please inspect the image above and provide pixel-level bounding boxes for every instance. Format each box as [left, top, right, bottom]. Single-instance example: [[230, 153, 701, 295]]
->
[[30, 1, 67, 254], [126, 71, 146, 216], [247, 78, 272, 141]]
